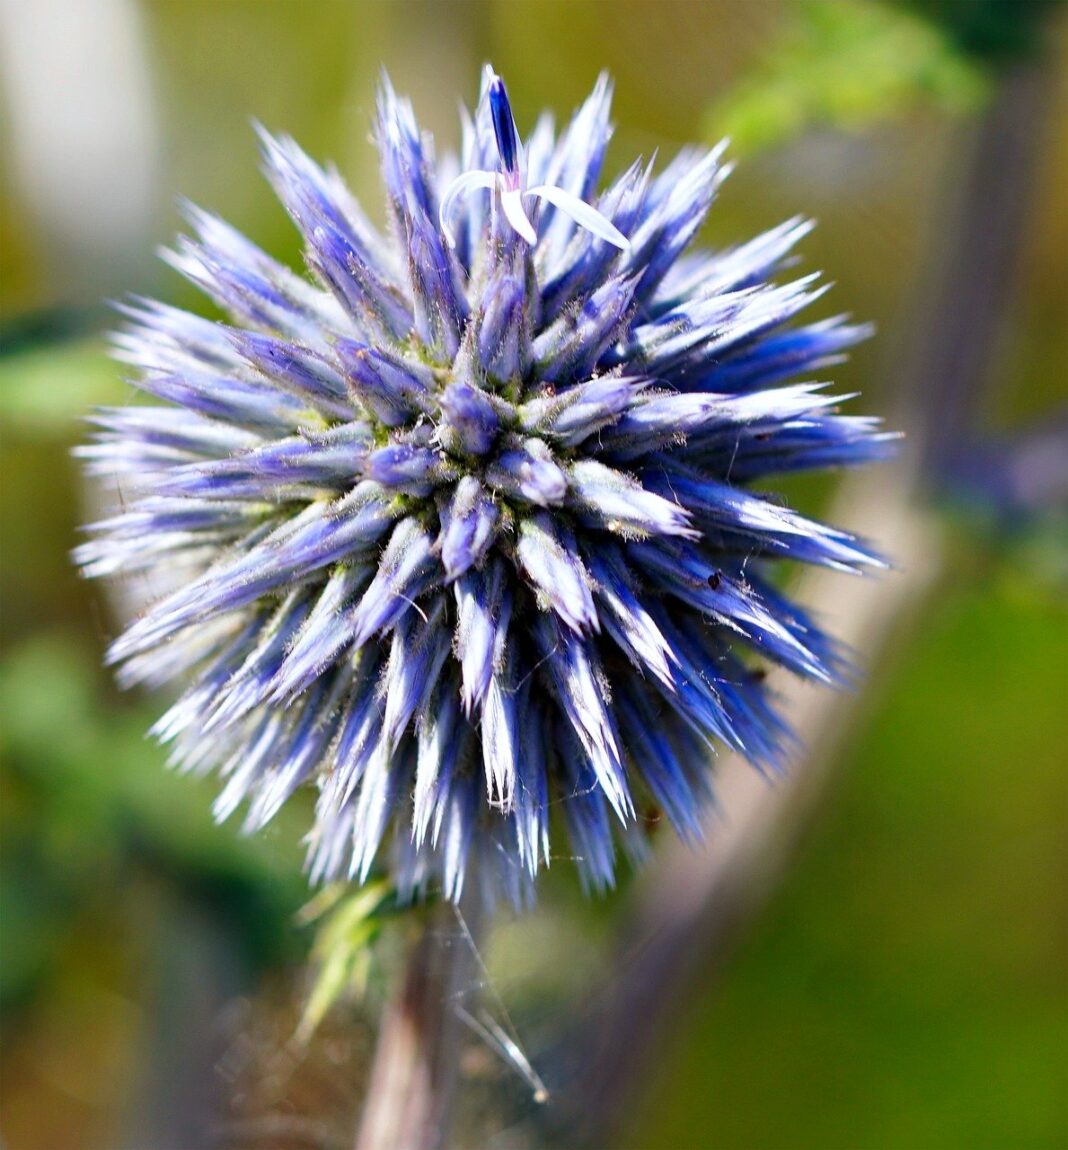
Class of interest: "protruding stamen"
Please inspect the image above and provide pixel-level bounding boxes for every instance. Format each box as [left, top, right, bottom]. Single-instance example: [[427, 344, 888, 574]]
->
[[488, 73, 519, 176], [439, 67, 631, 252]]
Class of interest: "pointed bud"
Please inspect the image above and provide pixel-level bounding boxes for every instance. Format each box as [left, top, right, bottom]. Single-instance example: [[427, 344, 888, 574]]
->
[[486, 438, 567, 507]]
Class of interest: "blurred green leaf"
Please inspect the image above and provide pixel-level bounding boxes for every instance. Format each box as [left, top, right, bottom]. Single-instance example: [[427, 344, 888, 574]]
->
[[297, 879, 396, 1042], [0, 339, 127, 438], [904, 0, 1064, 64], [705, 0, 990, 155], [0, 636, 308, 1006]]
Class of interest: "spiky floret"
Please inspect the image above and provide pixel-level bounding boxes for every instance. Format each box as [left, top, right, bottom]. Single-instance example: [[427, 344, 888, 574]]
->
[[76, 67, 894, 907]]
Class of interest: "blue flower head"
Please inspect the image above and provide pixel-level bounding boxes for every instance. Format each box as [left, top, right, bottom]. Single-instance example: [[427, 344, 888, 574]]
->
[[77, 67, 894, 907]]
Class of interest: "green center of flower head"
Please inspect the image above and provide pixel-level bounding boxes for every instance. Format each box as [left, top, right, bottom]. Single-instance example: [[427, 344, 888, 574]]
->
[[77, 64, 893, 907]]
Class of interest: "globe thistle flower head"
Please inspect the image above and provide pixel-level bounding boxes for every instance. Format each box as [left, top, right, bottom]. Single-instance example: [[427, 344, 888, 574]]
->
[[77, 66, 894, 908]]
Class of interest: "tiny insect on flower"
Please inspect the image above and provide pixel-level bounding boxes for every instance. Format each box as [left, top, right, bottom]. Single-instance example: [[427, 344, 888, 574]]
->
[[76, 65, 895, 908]]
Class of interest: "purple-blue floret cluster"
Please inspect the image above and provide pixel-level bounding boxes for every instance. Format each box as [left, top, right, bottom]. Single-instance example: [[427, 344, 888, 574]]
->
[[76, 68, 893, 907]]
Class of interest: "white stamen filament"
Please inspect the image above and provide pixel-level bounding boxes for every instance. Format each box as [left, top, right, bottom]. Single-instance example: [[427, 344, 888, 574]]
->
[[440, 168, 631, 251], [500, 187, 537, 246]]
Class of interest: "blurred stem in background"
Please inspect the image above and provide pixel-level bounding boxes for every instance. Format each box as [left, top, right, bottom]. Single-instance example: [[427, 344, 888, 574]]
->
[[904, 54, 1068, 505], [558, 3, 1064, 1145], [353, 899, 481, 1150]]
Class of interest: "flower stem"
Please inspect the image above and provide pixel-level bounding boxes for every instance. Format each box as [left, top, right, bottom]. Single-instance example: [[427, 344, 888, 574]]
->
[[355, 898, 476, 1150]]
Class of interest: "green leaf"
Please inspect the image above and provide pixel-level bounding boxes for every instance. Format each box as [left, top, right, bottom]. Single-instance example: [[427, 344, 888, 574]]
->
[[705, 0, 991, 155], [297, 879, 397, 1042], [0, 340, 126, 439]]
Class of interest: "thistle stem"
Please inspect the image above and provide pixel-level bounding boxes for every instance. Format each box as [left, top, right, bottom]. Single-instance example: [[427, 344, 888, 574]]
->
[[355, 898, 477, 1150]]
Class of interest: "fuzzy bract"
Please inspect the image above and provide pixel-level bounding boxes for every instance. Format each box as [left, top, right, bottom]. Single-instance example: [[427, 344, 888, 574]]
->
[[76, 67, 894, 907]]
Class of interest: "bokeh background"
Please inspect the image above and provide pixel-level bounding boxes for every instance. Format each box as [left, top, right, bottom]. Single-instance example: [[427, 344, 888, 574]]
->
[[1, 2, 1066, 1148]]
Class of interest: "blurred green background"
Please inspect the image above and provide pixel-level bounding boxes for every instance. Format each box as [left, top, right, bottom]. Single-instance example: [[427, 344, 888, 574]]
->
[[1, 2, 1065, 1148]]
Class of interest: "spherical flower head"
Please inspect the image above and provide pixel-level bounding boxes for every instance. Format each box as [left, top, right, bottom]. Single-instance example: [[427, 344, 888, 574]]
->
[[76, 67, 895, 908]]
